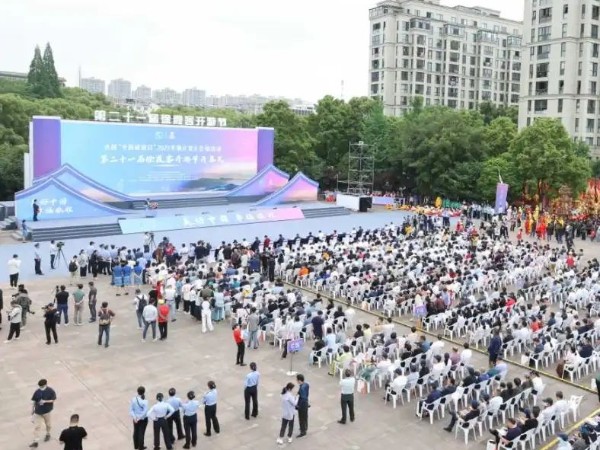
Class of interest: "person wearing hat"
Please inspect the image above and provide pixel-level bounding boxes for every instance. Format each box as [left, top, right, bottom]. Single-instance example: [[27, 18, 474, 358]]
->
[[557, 433, 572, 450], [34, 243, 43, 275], [444, 400, 480, 432]]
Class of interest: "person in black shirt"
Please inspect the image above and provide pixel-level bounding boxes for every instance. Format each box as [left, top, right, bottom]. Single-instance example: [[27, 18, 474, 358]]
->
[[54, 286, 70, 326], [59, 414, 87, 450], [43, 303, 58, 344], [444, 400, 480, 432], [30, 379, 57, 448]]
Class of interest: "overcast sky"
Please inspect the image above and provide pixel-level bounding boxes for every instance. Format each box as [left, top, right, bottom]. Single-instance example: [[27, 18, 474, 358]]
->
[[1, 0, 524, 102]]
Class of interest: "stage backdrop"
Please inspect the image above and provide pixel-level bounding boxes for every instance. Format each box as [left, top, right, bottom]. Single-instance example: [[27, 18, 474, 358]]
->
[[29, 117, 274, 197]]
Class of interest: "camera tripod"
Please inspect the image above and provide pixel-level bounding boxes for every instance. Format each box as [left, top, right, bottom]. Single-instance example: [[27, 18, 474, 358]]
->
[[54, 246, 68, 268]]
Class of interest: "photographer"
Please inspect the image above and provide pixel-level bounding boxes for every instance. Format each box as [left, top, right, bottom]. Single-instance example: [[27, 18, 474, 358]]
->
[[43, 303, 58, 344], [15, 285, 32, 328], [144, 233, 153, 254]]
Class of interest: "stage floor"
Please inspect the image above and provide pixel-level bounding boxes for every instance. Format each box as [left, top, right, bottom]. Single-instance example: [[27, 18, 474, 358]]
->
[[24, 201, 333, 230]]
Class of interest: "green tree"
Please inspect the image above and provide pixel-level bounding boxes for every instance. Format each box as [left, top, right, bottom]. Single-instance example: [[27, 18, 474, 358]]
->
[[0, 126, 27, 199], [255, 100, 321, 177], [509, 118, 591, 202], [484, 116, 517, 157], [477, 155, 520, 202], [41, 43, 62, 98], [478, 101, 518, 125], [27, 46, 43, 87], [573, 140, 591, 158], [307, 95, 349, 167], [398, 107, 487, 198]]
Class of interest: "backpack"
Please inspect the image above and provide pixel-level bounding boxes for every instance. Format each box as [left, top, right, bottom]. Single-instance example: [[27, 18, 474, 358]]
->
[[69, 261, 77, 272], [136, 295, 147, 313], [98, 308, 112, 325]]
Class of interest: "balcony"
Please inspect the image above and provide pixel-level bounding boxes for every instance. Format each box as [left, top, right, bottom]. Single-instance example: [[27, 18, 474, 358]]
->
[[539, 14, 552, 23], [536, 89, 548, 95], [538, 52, 550, 60], [536, 71, 548, 78]]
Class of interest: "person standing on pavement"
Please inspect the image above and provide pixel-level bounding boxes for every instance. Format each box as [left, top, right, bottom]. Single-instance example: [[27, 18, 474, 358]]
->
[[166, 388, 184, 443], [49, 241, 57, 270], [34, 243, 44, 275], [58, 414, 87, 450], [244, 362, 260, 420], [247, 307, 260, 349], [148, 393, 175, 450], [142, 299, 158, 342], [5, 300, 22, 343], [182, 391, 200, 449], [72, 284, 85, 326], [276, 382, 297, 445], [233, 324, 246, 366], [201, 297, 214, 333], [54, 285, 70, 326], [158, 300, 170, 340], [133, 289, 148, 330], [97, 302, 115, 348], [338, 369, 356, 424], [295, 374, 309, 438], [29, 379, 57, 448], [87, 282, 97, 323], [16, 285, 32, 328], [8, 254, 21, 288], [129, 386, 148, 450], [201, 381, 220, 436], [43, 303, 58, 345]]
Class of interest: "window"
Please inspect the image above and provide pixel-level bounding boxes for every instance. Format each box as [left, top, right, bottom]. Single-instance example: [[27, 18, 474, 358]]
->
[[536, 62, 549, 77], [593, 43, 599, 57], [580, 43, 584, 57], [528, 100, 532, 112], [532, 10, 537, 22], [534, 99, 548, 111], [582, 3, 586, 19], [576, 100, 581, 113], [538, 25, 551, 41], [588, 119, 595, 133], [593, 5, 600, 20], [593, 25, 599, 38], [562, 23, 567, 37], [561, 42, 566, 57], [579, 61, 583, 76], [588, 100, 596, 114], [575, 118, 579, 132], [593, 62, 598, 76], [560, 61, 566, 75], [592, 81, 597, 95], [578, 80, 582, 94], [581, 24, 585, 38], [558, 79, 564, 93], [558, 98, 563, 113], [563, 4, 569, 17]]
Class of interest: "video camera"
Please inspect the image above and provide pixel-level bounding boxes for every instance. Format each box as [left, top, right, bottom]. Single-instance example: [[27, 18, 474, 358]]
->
[[56, 241, 65, 249]]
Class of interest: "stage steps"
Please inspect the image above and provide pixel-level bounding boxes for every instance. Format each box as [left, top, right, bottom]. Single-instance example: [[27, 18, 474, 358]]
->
[[301, 207, 350, 219], [29, 223, 123, 242], [1, 216, 18, 230]]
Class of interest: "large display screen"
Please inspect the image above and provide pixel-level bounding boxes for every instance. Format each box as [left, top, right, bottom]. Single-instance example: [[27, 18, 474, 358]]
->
[[30, 118, 274, 197]]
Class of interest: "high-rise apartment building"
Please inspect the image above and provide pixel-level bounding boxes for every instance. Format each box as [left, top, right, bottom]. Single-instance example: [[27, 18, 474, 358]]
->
[[107, 78, 132, 100], [133, 85, 152, 103], [369, 0, 523, 116], [519, 0, 600, 155], [182, 88, 206, 107], [79, 77, 105, 94], [152, 88, 181, 106]]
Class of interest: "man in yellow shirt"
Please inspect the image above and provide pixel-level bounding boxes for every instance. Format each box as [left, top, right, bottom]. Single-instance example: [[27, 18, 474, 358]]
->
[[329, 345, 352, 376]]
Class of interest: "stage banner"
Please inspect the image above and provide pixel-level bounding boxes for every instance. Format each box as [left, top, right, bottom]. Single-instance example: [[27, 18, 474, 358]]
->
[[495, 183, 509, 214], [119, 207, 305, 234]]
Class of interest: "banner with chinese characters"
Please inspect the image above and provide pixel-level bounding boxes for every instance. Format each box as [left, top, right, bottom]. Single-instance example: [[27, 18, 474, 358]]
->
[[118, 207, 305, 234], [494, 183, 509, 214], [30, 117, 275, 196], [15, 178, 126, 221], [94, 111, 228, 127]]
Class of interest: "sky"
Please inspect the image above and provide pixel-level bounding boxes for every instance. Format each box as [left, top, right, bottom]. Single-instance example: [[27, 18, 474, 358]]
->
[[0, 0, 524, 103]]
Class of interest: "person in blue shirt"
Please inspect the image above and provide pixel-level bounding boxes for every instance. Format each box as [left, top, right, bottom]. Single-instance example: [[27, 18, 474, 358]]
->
[[129, 386, 149, 450], [166, 388, 184, 442], [201, 381, 220, 436], [148, 393, 175, 450], [416, 381, 442, 417], [112, 264, 124, 296], [182, 391, 200, 449], [487, 329, 503, 365], [244, 362, 260, 420], [122, 262, 132, 293], [296, 374, 310, 437]]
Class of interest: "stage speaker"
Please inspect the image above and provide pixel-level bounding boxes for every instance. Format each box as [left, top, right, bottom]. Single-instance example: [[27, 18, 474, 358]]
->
[[359, 196, 372, 212]]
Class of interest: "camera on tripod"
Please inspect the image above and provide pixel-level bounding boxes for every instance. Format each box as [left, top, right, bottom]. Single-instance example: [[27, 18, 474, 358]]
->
[[56, 241, 65, 249]]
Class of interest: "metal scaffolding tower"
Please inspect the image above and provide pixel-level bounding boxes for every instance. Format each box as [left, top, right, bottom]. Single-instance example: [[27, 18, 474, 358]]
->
[[343, 141, 374, 195]]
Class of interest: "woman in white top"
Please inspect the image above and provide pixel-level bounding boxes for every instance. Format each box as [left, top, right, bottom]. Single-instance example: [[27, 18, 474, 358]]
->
[[277, 382, 297, 444]]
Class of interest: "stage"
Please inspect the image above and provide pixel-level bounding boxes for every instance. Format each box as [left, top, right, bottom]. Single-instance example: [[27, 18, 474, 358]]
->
[[22, 201, 351, 242]]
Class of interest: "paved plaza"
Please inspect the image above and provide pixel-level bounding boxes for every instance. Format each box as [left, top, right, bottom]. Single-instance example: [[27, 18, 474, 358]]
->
[[1, 214, 600, 450]]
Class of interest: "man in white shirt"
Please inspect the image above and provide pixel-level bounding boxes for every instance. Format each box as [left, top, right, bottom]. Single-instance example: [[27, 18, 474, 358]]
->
[[142, 300, 158, 342], [430, 335, 445, 356], [164, 285, 177, 322], [338, 369, 356, 424], [7, 254, 21, 288], [201, 298, 213, 333], [49, 241, 58, 270]]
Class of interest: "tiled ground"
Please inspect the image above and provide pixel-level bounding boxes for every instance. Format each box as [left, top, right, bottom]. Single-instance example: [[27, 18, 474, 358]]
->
[[0, 272, 597, 450]]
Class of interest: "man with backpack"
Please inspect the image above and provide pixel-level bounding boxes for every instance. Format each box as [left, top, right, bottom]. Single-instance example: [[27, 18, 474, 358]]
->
[[97, 302, 115, 348], [134, 289, 148, 329], [68, 257, 79, 286]]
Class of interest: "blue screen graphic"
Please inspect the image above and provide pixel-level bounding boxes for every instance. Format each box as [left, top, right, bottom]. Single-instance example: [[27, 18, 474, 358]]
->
[[59, 121, 259, 196]]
